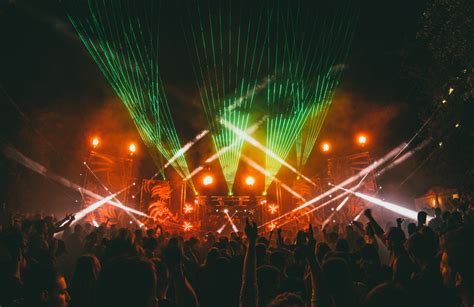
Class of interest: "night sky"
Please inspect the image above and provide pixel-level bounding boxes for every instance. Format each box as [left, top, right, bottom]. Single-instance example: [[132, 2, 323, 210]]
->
[[0, 0, 438, 214]]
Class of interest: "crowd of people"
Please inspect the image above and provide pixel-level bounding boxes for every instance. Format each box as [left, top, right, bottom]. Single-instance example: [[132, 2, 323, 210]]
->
[[0, 202, 472, 307]]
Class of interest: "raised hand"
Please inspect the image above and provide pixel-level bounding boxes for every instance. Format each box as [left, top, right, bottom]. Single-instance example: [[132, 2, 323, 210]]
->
[[364, 208, 373, 219], [244, 218, 258, 244], [305, 224, 317, 261]]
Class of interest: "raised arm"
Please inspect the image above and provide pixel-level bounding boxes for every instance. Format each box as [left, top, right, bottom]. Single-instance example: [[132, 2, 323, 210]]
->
[[240, 218, 258, 307], [364, 209, 385, 239], [305, 224, 325, 307], [164, 240, 199, 307], [53, 214, 75, 233]]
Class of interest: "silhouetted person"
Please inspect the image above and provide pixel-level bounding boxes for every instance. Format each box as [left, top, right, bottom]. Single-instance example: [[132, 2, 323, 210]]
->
[[70, 255, 101, 307]]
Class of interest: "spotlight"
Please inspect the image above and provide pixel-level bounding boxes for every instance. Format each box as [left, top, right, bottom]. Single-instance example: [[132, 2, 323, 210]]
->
[[92, 137, 100, 148], [129, 143, 137, 154], [203, 175, 213, 186], [224, 208, 229, 214], [322, 143, 330, 152], [245, 176, 255, 186], [357, 135, 367, 146]]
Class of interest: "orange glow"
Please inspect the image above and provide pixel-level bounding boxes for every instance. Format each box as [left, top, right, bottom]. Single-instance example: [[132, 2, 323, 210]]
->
[[357, 135, 367, 145], [203, 175, 213, 186], [245, 176, 255, 186], [322, 143, 330, 152], [268, 204, 279, 215], [92, 137, 100, 148], [129, 143, 137, 153], [183, 221, 193, 231], [183, 204, 194, 214], [268, 222, 277, 231]]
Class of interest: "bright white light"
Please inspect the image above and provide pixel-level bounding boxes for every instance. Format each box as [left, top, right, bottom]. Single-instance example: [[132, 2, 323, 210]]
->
[[245, 176, 256, 186], [164, 130, 209, 169], [331, 184, 434, 221], [224, 208, 229, 214], [203, 175, 213, 186], [221, 119, 316, 187], [241, 155, 306, 201]]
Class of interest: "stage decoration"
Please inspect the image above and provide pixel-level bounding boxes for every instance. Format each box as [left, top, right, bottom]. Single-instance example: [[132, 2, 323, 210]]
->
[[67, 0, 195, 191], [268, 204, 279, 215], [183, 203, 194, 214], [183, 0, 268, 193], [140, 180, 178, 223], [183, 221, 193, 232]]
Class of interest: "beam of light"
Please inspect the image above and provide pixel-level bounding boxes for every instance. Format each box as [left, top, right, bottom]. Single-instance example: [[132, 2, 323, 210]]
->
[[321, 196, 350, 229], [259, 144, 406, 228], [184, 117, 267, 182], [67, 0, 195, 191], [84, 162, 145, 227], [329, 183, 434, 221], [269, 1, 357, 174], [240, 155, 306, 201], [162, 129, 209, 170], [72, 186, 129, 224], [217, 211, 237, 234], [277, 186, 356, 228], [92, 219, 99, 227], [221, 119, 316, 188], [377, 138, 430, 177], [183, 1, 268, 193], [353, 209, 364, 221], [224, 210, 239, 233], [392, 110, 438, 161], [397, 146, 442, 189], [2, 145, 151, 221]]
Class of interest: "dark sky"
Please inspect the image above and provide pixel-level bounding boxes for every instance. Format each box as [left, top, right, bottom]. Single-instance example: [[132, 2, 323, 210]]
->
[[0, 0, 435, 214]]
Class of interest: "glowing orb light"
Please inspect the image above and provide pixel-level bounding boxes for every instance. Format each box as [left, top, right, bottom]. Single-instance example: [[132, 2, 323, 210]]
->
[[245, 176, 255, 186], [92, 137, 100, 148], [322, 143, 330, 152], [203, 175, 213, 186]]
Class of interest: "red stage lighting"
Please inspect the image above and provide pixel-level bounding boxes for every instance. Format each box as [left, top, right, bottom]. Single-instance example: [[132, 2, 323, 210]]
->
[[245, 176, 255, 186], [129, 143, 137, 154], [203, 175, 213, 186], [92, 137, 100, 148], [322, 142, 330, 152], [357, 135, 367, 146]]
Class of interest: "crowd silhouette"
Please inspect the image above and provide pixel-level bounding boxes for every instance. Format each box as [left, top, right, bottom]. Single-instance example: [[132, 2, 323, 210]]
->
[[0, 202, 473, 307]]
